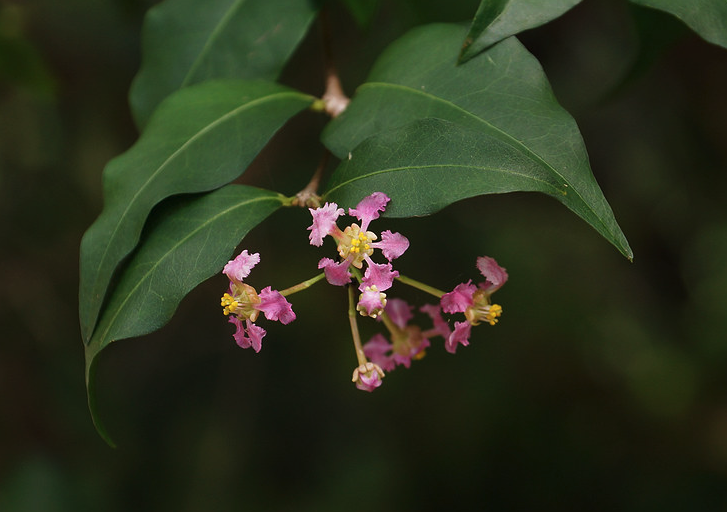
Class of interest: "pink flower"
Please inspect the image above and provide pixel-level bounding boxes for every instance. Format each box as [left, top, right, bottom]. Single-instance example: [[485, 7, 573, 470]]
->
[[362, 298, 430, 370], [357, 285, 387, 318], [308, 192, 409, 287], [433, 256, 507, 353], [221, 250, 296, 351], [352, 362, 385, 392], [440, 256, 507, 327]]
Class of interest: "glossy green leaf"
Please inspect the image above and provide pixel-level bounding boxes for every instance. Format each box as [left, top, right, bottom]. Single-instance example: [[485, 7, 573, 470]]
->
[[130, 0, 318, 128], [325, 117, 629, 257], [85, 184, 283, 445], [630, 0, 727, 49], [322, 24, 631, 259], [80, 80, 314, 343], [459, 0, 582, 63]]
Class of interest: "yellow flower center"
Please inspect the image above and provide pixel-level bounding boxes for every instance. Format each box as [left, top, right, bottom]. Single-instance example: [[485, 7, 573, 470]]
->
[[337, 223, 376, 268], [220, 282, 261, 321], [465, 290, 503, 326]]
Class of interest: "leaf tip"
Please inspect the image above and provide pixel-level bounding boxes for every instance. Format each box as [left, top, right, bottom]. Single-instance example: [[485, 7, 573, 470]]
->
[[86, 348, 118, 449]]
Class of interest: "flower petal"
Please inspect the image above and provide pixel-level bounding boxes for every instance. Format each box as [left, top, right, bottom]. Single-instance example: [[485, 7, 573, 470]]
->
[[353, 363, 384, 392], [392, 326, 430, 369], [477, 256, 508, 292], [420, 304, 452, 339], [246, 319, 266, 353], [371, 230, 409, 260], [357, 286, 387, 317], [318, 257, 352, 286], [362, 260, 398, 291], [445, 321, 471, 354], [256, 286, 296, 324], [363, 333, 396, 372], [308, 202, 344, 246], [223, 250, 260, 282], [229, 316, 266, 352], [385, 298, 413, 329], [349, 192, 389, 232], [440, 281, 476, 314]]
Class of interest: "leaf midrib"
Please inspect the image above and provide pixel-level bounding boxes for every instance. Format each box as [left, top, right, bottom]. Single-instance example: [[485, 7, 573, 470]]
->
[[181, 0, 247, 88], [325, 163, 562, 198], [92, 194, 282, 349], [356, 81, 610, 233]]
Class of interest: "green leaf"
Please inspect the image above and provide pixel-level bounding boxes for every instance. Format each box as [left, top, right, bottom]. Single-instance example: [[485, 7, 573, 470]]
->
[[325, 117, 630, 259], [322, 24, 631, 259], [80, 80, 313, 343], [459, 0, 582, 63], [85, 184, 283, 445], [629, 0, 727, 49], [339, 0, 381, 28], [130, 0, 318, 128]]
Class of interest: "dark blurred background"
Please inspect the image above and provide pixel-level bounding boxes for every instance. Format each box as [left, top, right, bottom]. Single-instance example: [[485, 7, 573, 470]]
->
[[2, 0, 727, 510]]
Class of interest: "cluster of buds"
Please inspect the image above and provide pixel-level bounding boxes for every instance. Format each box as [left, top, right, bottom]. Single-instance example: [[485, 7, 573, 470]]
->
[[220, 192, 507, 392]]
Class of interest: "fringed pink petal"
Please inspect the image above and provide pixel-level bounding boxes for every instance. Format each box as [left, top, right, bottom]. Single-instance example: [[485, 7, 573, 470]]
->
[[440, 281, 477, 314], [318, 257, 352, 286], [308, 202, 344, 246], [256, 286, 296, 324], [476, 256, 508, 293], [223, 250, 260, 282], [349, 192, 389, 232]]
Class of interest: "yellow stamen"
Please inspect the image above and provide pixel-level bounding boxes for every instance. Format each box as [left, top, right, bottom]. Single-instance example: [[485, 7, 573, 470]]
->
[[221, 292, 239, 316], [485, 304, 503, 326]]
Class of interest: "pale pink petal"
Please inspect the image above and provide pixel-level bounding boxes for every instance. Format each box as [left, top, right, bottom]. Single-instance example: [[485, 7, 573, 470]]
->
[[318, 257, 352, 286], [357, 287, 386, 317], [371, 230, 409, 260], [362, 260, 398, 291], [477, 256, 508, 292], [223, 250, 260, 282], [421, 304, 451, 339], [445, 321, 471, 354], [308, 202, 344, 246], [363, 334, 396, 372], [229, 316, 250, 349], [229, 316, 266, 352], [256, 286, 296, 324], [349, 192, 389, 232], [356, 371, 383, 392], [246, 319, 266, 353], [440, 281, 477, 314], [385, 298, 413, 329]]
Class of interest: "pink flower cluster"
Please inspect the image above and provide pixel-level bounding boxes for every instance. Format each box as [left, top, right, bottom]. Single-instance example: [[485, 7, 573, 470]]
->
[[363, 256, 508, 373], [220, 250, 295, 352], [308, 192, 409, 318], [220, 191, 508, 394]]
